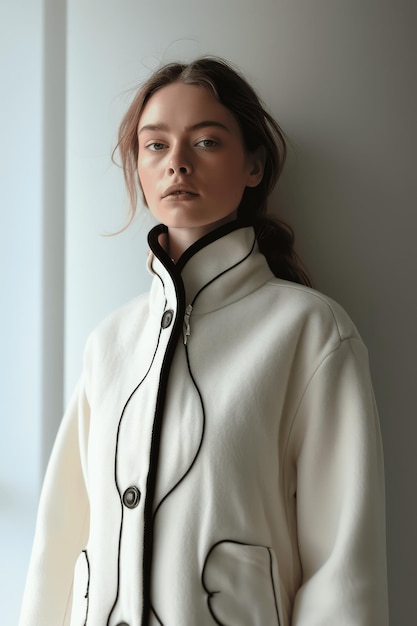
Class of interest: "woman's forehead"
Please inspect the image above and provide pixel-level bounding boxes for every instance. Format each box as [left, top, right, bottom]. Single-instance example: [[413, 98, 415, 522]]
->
[[138, 82, 240, 134]]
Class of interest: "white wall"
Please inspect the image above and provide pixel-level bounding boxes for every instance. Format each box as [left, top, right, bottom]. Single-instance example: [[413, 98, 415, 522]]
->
[[0, 1, 43, 621], [1, 0, 66, 622]]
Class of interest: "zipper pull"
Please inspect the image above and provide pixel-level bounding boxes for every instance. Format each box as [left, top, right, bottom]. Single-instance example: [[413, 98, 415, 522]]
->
[[183, 304, 193, 345]]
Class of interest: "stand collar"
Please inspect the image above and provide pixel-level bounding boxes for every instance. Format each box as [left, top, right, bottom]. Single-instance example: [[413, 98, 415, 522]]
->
[[147, 221, 274, 315]]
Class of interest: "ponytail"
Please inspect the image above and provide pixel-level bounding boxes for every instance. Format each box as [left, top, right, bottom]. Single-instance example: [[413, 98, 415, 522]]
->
[[254, 217, 312, 287]]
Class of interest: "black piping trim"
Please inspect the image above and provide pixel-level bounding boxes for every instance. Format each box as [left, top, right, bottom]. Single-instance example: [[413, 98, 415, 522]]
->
[[190, 233, 256, 309], [153, 341, 206, 518], [151, 604, 164, 625], [140, 221, 256, 625], [175, 219, 251, 272], [141, 255, 186, 626], [201, 539, 281, 626], [106, 271, 167, 626], [148, 224, 176, 269], [267, 547, 281, 624], [147, 219, 253, 274], [83, 549, 90, 626]]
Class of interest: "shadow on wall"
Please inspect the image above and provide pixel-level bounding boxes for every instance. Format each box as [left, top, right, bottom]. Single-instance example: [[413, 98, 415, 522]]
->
[[273, 126, 416, 625]]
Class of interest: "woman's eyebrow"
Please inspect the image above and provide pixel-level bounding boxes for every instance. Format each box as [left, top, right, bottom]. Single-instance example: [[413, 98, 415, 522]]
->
[[188, 120, 230, 132], [138, 120, 230, 135]]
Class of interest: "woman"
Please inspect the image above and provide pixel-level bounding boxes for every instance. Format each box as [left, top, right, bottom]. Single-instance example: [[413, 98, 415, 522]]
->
[[19, 57, 388, 625]]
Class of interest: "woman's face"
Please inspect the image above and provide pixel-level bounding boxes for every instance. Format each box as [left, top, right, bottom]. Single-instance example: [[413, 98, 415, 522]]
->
[[137, 82, 263, 233]]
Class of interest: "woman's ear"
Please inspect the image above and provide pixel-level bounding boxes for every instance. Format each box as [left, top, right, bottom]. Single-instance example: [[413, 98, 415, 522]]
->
[[246, 145, 266, 188]]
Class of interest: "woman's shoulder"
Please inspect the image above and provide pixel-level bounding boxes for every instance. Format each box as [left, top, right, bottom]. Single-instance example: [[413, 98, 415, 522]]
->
[[264, 277, 363, 345], [86, 291, 151, 350]]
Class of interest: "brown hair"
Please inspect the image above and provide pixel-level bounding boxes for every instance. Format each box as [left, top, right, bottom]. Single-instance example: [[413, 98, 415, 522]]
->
[[113, 57, 311, 286]]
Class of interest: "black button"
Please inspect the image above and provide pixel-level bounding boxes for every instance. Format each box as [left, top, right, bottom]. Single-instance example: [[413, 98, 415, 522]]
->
[[116, 623, 129, 626], [161, 309, 174, 328], [122, 486, 141, 509]]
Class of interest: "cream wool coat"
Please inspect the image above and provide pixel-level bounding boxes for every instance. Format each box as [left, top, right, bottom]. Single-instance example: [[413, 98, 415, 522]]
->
[[19, 222, 388, 626]]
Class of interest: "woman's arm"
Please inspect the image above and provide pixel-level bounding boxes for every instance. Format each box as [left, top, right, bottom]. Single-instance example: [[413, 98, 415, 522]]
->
[[18, 380, 90, 626], [290, 337, 388, 625]]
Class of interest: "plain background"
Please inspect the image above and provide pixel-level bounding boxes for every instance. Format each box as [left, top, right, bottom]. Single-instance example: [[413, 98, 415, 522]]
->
[[1, 0, 416, 623]]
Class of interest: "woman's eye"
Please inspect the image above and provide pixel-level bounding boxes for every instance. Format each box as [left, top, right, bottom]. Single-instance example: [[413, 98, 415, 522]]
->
[[147, 142, 166, 151], [195, 139, 217, 148]]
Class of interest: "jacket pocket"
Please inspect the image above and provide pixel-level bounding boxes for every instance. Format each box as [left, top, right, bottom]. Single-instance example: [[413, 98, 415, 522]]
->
[[202, 540, 282, 626], [70, 549, 90, 626]]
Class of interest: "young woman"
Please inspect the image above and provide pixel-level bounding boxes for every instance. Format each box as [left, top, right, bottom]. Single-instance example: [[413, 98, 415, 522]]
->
[[20, 58, 388, 626]]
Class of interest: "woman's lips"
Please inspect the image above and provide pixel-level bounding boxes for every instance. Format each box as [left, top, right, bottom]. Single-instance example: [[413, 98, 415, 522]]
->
[[164, 190, 199, 200], [162, 185, 198, 198]]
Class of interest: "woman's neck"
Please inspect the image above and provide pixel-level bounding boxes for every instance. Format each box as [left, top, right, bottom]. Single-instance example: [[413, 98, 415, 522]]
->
[[167, 213, 238, 262], [166, 227, 208, 262]]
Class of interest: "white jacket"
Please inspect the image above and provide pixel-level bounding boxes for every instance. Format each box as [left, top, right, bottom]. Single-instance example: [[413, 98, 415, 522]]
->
[[19, 222, 388, 626]]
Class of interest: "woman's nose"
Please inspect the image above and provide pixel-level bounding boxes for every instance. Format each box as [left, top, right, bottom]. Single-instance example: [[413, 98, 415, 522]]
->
[[168, 145, 193, 175]]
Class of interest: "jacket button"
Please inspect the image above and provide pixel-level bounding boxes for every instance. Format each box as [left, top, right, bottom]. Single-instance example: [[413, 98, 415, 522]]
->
[[122, 486, 141, 509], [116, 623, 129, 626], [161, 309, 174, 328]]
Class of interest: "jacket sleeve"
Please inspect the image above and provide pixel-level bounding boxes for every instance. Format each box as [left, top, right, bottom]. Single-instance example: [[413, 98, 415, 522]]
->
[[18, 378, 90, 626], [290, 337, 389, 625]]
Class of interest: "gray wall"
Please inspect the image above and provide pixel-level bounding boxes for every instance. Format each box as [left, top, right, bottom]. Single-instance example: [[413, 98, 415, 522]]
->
[[273, 6, 416, 625]]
